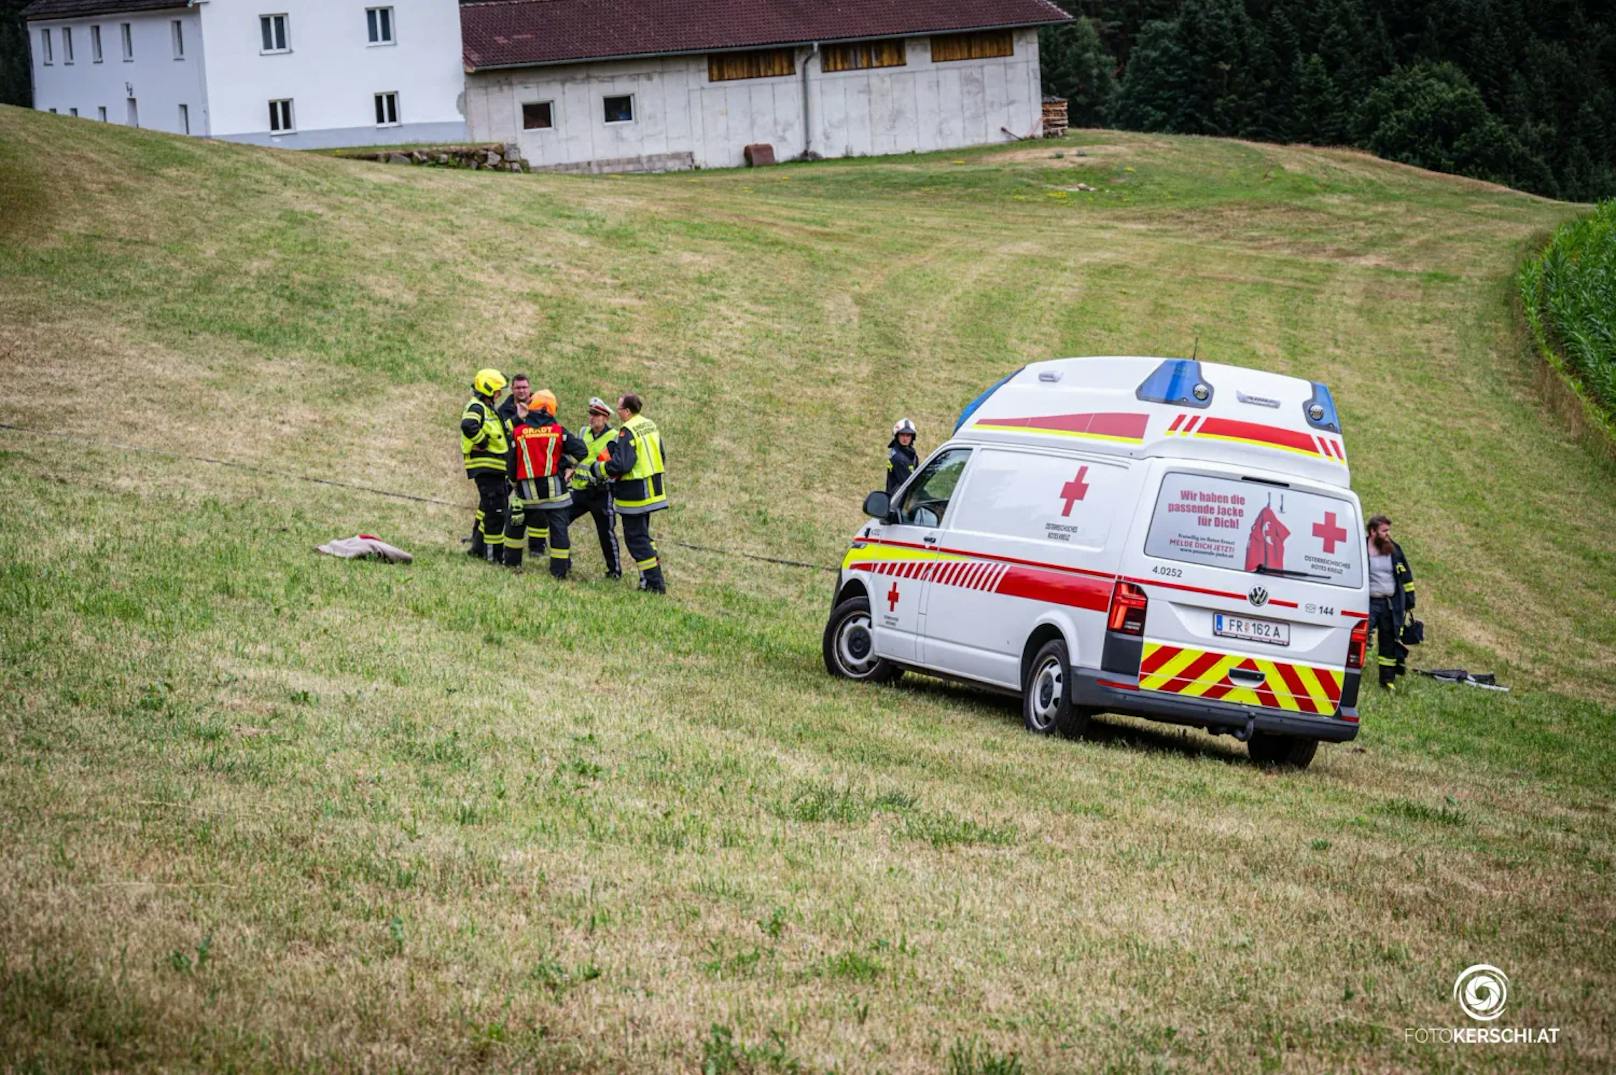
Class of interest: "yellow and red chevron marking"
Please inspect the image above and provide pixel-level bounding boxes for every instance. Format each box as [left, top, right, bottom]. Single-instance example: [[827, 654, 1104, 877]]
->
[[841, 545, 1010, 592], [1138, 641, 1344, 715], [1165, 414, 1347, 463]]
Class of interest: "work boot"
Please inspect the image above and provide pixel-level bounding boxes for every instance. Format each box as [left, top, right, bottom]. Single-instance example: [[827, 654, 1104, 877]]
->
[[504, 545, 524, 570], [638, 569, 666, 594], [606, 570, 622, 580], [485, 545, 501, 564]]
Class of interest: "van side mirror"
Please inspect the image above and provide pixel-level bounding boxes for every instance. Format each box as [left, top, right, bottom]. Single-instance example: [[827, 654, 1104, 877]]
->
[[862, 491, 893, 521]]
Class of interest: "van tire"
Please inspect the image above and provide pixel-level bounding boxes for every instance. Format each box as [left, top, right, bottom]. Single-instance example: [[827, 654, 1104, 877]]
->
[[1023, 639, 1088, 739], [823, 596, 903, 684], [1247, 733, 1318, 769]]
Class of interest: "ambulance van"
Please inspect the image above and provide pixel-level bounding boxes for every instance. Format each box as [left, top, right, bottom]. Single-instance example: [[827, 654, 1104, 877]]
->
[[823, 357, 1370, 768]]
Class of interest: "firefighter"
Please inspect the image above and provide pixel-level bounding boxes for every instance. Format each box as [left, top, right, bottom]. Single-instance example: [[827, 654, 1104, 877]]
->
[[1366, 514, 1417, 689], [506, 389, 587, 577], [497, 374, 545, 556], [588, 392, 667, 593], [887, 418, 919, 496], [461, 368, 510, 563], [567, 397, 623, 579]]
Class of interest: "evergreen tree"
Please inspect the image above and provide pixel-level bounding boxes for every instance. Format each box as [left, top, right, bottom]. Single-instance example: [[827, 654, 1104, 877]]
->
[[0, 0, 31, 109], [1038, 16, 1119, 126]]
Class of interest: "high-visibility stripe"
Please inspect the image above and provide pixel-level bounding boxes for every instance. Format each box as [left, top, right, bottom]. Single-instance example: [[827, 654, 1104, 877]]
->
[[636, 556, 660, 569], [1140, 642, 1345, 717], [549, 548, 571, 559]]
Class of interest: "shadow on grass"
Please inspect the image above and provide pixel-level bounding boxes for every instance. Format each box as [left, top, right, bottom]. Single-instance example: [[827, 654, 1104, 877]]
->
[[885, 674, 1257, 766]]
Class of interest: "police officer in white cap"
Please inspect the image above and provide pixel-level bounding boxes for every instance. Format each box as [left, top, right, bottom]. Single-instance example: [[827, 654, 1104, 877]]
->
[[567, 397, 623, 578]]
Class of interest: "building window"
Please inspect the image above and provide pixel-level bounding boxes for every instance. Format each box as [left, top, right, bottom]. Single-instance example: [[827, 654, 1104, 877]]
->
[[172, 20, 184, 59], [179, 103, 190, 133], [49, 108, 57, 114], [930, 31, 1014, 63], [91, 25, 102, 63], [522, 101, 553, 130], [40, 28, 51, 65], [70, 107, 79, 117], [374, 91, 399, 126], [602, 94, 634, 124], [823, 39, 906, 72], [121, 23, 133, 61], [127, 97, 139, 127], [707, 48, 795, 82], [63, 27, 74, 64], [97, 105, 107, 121], [260, 14, 289, 53], [268, 98, 293, 133], [366, 7, 394, 45]]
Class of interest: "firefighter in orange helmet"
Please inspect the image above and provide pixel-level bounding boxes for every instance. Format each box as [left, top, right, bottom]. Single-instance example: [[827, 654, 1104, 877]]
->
[[505, 389, 588, 577]]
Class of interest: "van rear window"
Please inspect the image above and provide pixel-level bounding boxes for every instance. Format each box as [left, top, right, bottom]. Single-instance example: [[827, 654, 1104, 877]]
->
[[1144, 471, 1363, 589]]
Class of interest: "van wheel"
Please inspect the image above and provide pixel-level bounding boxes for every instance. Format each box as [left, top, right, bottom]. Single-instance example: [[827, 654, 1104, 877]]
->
[[1247, 733, 1318, 769], [1023, 639, 1089, 739], [823, 596, 903, 683]]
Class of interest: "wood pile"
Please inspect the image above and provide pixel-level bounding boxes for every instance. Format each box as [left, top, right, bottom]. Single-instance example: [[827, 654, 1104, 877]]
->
[[1041, 97, 1069, 139]]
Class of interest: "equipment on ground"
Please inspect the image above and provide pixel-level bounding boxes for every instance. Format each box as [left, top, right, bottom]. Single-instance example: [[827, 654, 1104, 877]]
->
[[1417, 668, 1509, 691]]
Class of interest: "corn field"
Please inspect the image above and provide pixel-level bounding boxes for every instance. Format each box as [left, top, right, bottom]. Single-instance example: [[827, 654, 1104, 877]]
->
[[1520, 200, 1616, 420]]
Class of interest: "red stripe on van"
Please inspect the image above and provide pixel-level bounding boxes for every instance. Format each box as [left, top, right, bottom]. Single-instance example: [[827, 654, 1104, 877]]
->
[[1272, 661, 1318, 712], [860, 537, 1116, 579], [993, 565, 1111, 612], [1139, 643, 1180, 676], [1193, 417, 1321, 455], [974, 411, 1149, 441], [1168, 413, 1186, 433]]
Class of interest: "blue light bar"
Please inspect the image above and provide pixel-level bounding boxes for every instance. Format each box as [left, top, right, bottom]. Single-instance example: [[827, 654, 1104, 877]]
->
[[954, 366, 1024, 432], [1135, 358, 1213, 408], [1303, 381, 1342, 433]]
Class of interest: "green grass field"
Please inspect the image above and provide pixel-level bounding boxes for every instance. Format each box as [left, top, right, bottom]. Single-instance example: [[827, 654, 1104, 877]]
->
[[1, 106, 1613, 1072]]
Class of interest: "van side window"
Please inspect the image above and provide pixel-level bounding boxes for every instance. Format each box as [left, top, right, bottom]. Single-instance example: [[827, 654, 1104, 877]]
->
[[898, 448, 971, 528]]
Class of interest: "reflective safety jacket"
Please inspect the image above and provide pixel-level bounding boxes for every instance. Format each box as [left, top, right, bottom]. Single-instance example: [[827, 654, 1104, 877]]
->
[[571, 423, 617, 491], [1389, 540, 1417, 622], [460, 395, 509, 476], [886, 437, 918, 496], [510, 412, 586, 507], [604, 413, 667, 514]]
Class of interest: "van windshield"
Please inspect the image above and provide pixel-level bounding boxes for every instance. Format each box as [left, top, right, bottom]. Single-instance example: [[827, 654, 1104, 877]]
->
[[1144, 471, 1363, 589]]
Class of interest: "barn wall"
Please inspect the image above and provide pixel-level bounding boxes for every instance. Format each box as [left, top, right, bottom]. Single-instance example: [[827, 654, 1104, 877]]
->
[[466, 28, 1043, 172]]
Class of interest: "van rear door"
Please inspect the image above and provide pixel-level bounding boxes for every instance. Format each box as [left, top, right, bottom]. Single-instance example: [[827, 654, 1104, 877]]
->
[[1128, 467, 1366, 716]]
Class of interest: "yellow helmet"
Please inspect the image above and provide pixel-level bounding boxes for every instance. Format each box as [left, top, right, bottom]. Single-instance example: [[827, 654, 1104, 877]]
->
[[530, 389, 558, 415], [472, 368, 507, 397]]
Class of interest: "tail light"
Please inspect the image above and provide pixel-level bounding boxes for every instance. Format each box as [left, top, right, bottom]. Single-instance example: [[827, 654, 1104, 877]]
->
[[1346, 618, 1369, 670], [1107, 581, 1149, 635]]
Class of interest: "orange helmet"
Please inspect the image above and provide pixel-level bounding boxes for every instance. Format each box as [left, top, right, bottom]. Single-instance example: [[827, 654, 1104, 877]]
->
[[530, 389, 557, 415]]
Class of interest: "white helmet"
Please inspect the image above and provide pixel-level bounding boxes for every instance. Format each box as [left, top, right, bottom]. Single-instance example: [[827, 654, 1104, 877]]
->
[[892, 418, 918, 437]]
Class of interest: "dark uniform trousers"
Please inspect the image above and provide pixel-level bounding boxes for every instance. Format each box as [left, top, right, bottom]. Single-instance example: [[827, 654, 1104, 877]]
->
[[621, 511, 663, 591], [470, 472, 508, 561], [568, 486, 622, 576], [1369, 595, 1408, 687], [505, 481, 572, 578]]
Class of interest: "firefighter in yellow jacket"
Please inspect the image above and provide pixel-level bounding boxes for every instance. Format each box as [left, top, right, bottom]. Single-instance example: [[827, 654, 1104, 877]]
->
[[460, 368, 510, 563], [587, 392, 667, 593], [506, 389, 588, 577]]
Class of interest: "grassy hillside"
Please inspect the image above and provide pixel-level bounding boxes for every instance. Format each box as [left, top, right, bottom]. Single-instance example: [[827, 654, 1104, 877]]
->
[[1, 107, 1612, 1071]]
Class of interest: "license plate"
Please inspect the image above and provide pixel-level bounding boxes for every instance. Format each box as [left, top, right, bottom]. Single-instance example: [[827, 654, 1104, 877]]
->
[[1215, 613, 1290, 647]]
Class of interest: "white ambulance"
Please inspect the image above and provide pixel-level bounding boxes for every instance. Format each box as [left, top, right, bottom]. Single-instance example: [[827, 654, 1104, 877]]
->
[[823, 357, 1371, 768]]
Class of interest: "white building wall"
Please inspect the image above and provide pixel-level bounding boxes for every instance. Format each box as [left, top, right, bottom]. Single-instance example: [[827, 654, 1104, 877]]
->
[[198, 0, 466, 147], [29, 8, 209, 135], [466, 27, 1044, 172]]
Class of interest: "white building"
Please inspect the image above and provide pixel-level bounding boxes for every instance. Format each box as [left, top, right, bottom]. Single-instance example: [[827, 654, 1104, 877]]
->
[[23, 0, 467, 147], [460, 0, 1071, 172]]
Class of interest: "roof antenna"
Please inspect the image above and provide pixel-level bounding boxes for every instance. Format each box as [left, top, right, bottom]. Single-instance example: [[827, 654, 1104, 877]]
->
[[1190, 335, 1199, 361]]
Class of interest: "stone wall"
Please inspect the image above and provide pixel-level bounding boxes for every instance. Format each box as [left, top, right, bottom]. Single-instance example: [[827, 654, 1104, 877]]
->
[[336, 143, 529, 173]]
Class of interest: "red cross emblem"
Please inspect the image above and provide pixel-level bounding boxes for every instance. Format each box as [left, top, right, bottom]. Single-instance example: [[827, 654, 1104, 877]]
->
[[1312, 511, 1347, 553], [1059, 466, 1091, 517], [886, 582, 901, 612]]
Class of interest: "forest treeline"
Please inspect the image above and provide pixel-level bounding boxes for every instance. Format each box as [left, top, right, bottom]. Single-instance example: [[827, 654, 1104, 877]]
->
[[1043, 0, 1615, 201]]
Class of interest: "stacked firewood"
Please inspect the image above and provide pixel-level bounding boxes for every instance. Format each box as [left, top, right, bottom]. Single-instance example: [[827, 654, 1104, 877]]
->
[[1041, 98, 1069, 139]]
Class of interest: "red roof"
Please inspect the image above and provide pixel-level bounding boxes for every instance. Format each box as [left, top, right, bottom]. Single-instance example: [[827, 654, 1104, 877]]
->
[[461, 0, 1072, 71]]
